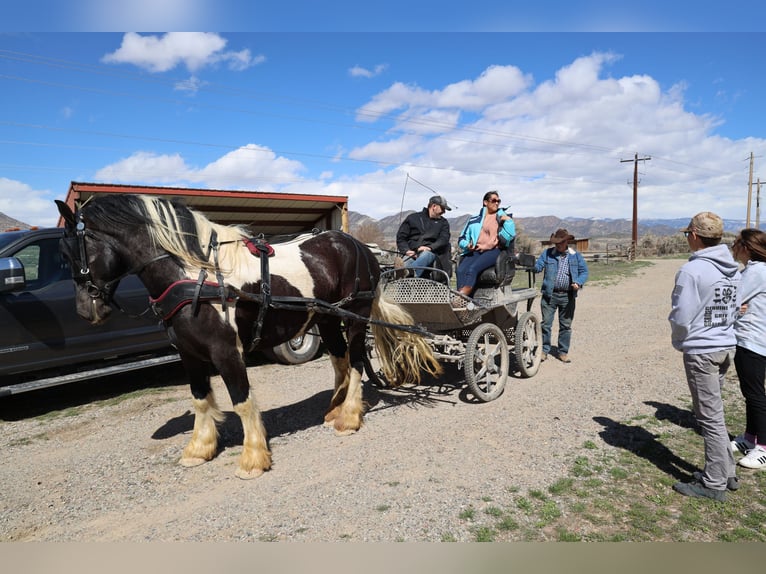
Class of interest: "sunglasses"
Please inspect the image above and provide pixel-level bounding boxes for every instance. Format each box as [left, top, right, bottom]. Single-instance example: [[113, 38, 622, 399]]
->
[[487, 198, 501, 204], [683, 231, 691, 238]]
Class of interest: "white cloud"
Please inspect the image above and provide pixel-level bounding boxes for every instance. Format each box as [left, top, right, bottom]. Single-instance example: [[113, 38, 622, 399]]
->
[[195, 145, 305, 188], [94, 151, 192, 183], [334, 51, 763, 220], [91, 145, 306, 191], [102, 32, 263, 73], [349, 64, 388, 78], [174, 75, 209, 94], [0, 178, 59, 228], [356, 64, 531, 122]]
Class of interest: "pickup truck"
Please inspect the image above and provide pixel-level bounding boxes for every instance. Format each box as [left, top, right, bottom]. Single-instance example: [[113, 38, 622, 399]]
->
[[0, 227, 321, 397]]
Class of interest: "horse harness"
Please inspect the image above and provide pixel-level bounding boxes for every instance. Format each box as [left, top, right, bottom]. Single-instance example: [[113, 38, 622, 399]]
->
[[67, 219, 429, 345], [147, 230, 390, 350]]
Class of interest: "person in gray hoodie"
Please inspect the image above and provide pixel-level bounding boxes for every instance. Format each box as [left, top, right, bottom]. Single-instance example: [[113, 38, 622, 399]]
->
[[729, 229, 766, 469], [669, 211, 741, 501]]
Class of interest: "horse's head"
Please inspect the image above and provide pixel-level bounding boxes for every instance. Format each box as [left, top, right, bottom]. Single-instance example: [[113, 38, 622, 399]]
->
[[56, 200, 126, 325]]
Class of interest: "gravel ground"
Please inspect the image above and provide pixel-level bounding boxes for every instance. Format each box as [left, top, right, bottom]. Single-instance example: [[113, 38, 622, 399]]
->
[[0, 258, 687, 542]]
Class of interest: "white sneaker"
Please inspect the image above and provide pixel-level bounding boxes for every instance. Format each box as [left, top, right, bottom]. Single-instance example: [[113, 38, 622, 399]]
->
[[738, 445, 766, 469], [731, 434, 756, 455]]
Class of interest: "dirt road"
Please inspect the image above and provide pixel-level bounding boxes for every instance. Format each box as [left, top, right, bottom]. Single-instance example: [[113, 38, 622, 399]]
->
[[0, 259, 688, 541]]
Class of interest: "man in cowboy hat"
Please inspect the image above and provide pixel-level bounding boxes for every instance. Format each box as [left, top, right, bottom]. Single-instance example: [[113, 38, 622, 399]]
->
[[534, 228, 589, 363]]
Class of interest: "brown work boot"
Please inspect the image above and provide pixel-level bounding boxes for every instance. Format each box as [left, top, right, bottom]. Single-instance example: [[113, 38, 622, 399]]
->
[[558, 353, 571, 363]]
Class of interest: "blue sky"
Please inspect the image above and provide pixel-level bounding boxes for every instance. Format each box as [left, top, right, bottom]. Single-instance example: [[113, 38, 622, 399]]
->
[[2, 14, 766, 227]]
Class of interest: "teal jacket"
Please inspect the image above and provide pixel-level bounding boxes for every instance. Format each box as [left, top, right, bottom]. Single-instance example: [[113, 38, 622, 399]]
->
[[457, 207, 516, 256]]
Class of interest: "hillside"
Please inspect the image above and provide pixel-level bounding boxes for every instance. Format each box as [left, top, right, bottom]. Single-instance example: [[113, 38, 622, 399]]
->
[[0, 212, 32, 231]]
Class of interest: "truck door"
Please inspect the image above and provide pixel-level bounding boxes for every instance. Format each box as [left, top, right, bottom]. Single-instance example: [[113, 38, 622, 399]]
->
[[0, 233, 170, 378]]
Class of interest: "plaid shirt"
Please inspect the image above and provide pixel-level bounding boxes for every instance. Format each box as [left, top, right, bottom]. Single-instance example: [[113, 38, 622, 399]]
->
[[553, 252, 570, 290]]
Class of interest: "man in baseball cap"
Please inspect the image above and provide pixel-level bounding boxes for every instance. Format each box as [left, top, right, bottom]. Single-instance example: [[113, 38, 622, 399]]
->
[[396, 195, 453, 279], [679, 211, 724, 238], [428, 195, 452, 211], [670, 210, 740, 501]]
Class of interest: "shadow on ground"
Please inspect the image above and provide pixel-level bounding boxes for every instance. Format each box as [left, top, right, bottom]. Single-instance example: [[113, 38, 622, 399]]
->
[[593, 414, 699, 481]]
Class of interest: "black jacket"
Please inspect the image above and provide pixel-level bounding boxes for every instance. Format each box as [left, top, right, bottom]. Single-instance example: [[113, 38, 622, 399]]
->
[[396, 208, 452, 274]]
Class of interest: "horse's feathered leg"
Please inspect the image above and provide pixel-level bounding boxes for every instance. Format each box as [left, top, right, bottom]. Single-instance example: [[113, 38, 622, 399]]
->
[[324, 353, 350, 425], [317, 318, 364, 433], [370, 287, 442, 386], [212, 341, 272, 479], [233, 393, 271, 479], [179, 354, 223, 467], [318, 317, 349, 425]]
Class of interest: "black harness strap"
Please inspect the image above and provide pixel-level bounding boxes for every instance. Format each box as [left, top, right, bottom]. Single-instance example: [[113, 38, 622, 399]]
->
[[150, 279, 236, 321], [250, 239, 274, 351]]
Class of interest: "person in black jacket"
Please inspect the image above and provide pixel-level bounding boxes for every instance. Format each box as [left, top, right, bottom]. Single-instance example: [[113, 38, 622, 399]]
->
[[396, 195, 452, 278]]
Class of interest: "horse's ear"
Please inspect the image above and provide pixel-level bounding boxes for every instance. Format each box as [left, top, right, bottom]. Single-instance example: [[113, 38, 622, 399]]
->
[[55, 200, 75, 227]]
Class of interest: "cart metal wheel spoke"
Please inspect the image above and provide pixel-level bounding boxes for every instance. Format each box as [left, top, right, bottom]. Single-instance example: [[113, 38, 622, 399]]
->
[[363, 334, 393, 388], [465, 322, 508, 402], [515, 311, 541, 378]]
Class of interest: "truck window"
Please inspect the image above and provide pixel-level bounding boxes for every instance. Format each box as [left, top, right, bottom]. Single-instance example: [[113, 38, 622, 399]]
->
[[14, 238, 69, 290]]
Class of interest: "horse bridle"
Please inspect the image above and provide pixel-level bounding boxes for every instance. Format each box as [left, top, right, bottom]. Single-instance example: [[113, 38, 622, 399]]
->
[[63, 211, 171, 309]]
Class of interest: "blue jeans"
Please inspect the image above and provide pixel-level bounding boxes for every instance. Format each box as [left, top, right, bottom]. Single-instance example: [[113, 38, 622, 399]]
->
[[456, 249, 500, 290], [540, 291, 575, 354], [405, 250, 437, 278], [683, 350, 736, 490]]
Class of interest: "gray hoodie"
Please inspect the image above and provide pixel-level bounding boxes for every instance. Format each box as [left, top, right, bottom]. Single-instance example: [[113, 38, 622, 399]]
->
[[669, 244, 741, 354]]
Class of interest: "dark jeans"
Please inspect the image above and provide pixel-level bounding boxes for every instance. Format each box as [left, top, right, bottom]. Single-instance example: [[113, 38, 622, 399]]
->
[[734, 345, 766, 442], [456, 249, 500, 290], [541, 291, 575, 354]]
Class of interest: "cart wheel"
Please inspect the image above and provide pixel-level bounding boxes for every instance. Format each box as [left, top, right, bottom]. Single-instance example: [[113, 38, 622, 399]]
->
[[465, 323, 508, 402], [515, 311, 541, 378], [363, 336, 393, 388]]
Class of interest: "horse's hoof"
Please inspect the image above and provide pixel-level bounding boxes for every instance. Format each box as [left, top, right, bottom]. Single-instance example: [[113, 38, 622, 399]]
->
[[179, 457, 208, 468], [324, 408, 340, 424], [235, 467, 266, 480]]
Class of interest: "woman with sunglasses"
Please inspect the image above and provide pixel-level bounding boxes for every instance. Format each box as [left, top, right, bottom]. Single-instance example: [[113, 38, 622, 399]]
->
[[455, 190, 515, 296], [730, 229, 766, 470]]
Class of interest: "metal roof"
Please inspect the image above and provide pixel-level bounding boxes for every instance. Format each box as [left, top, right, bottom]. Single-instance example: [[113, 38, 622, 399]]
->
[[61, 182, 349, 236]]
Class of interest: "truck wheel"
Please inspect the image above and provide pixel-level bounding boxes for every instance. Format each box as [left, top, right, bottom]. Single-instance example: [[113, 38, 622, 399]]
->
[[270, 325, 322, 364]]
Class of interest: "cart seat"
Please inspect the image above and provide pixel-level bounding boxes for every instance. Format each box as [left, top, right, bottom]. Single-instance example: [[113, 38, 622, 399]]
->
[[475, 250, 516, 288]]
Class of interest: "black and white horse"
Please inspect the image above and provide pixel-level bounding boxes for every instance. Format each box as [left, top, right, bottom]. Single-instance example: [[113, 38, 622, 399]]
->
[[56, 194, 440, 478]]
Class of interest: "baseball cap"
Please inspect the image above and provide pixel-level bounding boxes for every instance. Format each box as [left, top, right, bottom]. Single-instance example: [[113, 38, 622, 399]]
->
[[428, 195, 451, 211], [680, 212, 724, 238]]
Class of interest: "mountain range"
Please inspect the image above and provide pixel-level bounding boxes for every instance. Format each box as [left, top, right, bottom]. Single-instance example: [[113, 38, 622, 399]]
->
[[348, 211, 750, 248]]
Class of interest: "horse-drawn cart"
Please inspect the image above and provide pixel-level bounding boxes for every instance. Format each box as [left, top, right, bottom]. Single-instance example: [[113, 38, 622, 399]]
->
[[364, 253, 542, 402]]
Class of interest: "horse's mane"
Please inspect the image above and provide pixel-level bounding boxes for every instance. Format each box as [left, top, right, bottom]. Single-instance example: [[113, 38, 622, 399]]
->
[[84, 194, 250, 273]]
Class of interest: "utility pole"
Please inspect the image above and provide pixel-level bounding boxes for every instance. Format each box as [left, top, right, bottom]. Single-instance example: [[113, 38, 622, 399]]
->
[[747, 152, 754, 227], [621, 153, 651, 260], [757, 178, 761, 229]]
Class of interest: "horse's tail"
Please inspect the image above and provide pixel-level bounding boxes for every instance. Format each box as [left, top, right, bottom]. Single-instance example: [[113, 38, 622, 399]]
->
[[370, 285, 442, 386]]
